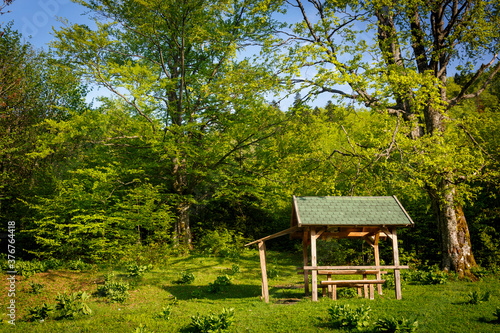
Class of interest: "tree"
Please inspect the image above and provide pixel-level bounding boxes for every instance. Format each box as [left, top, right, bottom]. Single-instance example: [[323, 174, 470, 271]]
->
[[268, 0, 500, 275], [0, 24, 88, 258], [53, 0, 281, 247]]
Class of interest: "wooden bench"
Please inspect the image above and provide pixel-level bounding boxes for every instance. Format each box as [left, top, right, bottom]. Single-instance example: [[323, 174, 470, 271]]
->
[[321, 279, 386, 300], [298, 269, 387, 299]]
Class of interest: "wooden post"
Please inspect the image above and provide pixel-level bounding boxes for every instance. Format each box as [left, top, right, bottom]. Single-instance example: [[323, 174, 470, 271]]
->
[[258, 241, 269, 303], [310, 228, 318, 301], [302, 230, 309, 296], [391, 228, 402, 300], [374, 232, 382, 295]]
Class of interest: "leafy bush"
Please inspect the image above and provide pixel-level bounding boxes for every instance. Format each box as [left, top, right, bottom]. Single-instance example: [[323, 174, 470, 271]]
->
[[374, 316, 419, 332], [403, 270, 448, 285], [67, 259, 91, 271], [174, 271, 195, 284], [190, 308, 235, 333], [44, 258, 64, 270], [337, 287, 359, 299], [207, 275, 232, 294], [29, 281, 44, 294], [197, 229, 246, 258], [153, 306, 172, 320], [26, 303, 54, 322], [15, 260, 47, 278], [55, 291, 92, 319], [328, 304, 371, 331], [97, 278, 130, 303], [466, 290, 491, 304], [127, 263, 153, 277]]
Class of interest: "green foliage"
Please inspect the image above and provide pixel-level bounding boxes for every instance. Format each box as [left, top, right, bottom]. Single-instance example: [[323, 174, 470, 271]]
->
[[67, 259, 91, 271], [55, 291, 92, 319], [493, 307, 500, 323], [374, 317, 419, 333], [26, 303, 54, 322], [174, 271, 195, 285], [97, 278, 130, 303], [403, 270, 448, 285], [15, 260, 47, 278], [126, 263, 153, 278], [465, 290, 491, 305], [197, 229, 246, 258], [207, 275, 232, 294], [328, 304, 371, 331], [337, 287, 359, 299], [29, 281, 44, 294], [153, 306, 172, 320], [190, 308, 235, 333]]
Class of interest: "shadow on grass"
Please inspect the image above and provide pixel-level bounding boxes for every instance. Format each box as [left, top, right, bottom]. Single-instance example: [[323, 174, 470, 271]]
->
[[163, 283, 262, 301], [163, 283, 309, 302]]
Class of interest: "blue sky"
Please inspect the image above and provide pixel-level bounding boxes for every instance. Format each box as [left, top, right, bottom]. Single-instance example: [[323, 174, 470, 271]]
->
[[1, 0, 328, 110], [2, 0, 91, 48]]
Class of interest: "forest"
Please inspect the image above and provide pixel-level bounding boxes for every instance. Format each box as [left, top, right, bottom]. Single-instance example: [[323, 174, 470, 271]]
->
[[1, 0, 500, 277]]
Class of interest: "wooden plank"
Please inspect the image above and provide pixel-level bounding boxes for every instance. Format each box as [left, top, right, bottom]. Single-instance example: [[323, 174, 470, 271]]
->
[[303, 265, 409, 270], [310, 228, 318, 302], [391, 228, 402, 300], [245, 226, 301, 246], [374, 233, 382, 295], [302, 229, 309, 296], [298, 270, 388, 275], [258, 241, 269, 303], [320, 280, 386, 285], [363, 273, 368, 298]]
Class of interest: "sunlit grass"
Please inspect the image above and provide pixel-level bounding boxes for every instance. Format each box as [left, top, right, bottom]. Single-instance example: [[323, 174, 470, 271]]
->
[[2, 250, 499, 332]]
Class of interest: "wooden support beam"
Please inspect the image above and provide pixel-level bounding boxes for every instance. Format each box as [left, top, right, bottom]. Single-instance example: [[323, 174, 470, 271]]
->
[[310, 228, 318, 302], [373, 232, 382, 295], [391, 228, 402, 300], [245, 226, 300, 246], [258, 241, 269, 303], [302, 229, 309, 296]]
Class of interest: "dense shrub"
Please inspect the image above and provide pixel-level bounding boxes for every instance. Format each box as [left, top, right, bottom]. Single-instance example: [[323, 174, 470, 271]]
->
[[97, 274, 130, 303], [328, 304, 371, 331], [190, 308, 235, 333], [207, 275, 232, 294], [126, 263, 153, 277], [174, 271, 195, 284], [374, 316, 419, 332], [55, 291, 92, 319], [197, 229, 246, 258], [26, 303, 54, 322]]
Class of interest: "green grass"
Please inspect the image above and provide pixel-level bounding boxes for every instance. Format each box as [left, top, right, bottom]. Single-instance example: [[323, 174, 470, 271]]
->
[[2, 250, 500, 332]]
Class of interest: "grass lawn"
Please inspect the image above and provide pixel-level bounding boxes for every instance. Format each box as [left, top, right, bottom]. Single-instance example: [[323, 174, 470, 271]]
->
[[1, 250, 500, 332]]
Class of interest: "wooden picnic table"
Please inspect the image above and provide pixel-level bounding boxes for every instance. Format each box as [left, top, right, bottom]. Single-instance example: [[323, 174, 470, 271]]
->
[[299, 266, 408, 300]]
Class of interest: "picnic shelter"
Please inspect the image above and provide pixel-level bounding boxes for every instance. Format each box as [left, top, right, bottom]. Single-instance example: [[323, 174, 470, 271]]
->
[[245, 195, 414, 302]]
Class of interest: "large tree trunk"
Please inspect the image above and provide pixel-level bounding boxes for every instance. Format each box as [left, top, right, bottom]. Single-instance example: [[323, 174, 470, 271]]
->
[[428, 178, 477, 277], [174, 202, 192, 249], [172, 156, 193, 248]]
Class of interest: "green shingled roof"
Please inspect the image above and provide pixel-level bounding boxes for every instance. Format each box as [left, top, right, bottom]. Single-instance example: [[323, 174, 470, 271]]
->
[[292, 196, 414, 227]]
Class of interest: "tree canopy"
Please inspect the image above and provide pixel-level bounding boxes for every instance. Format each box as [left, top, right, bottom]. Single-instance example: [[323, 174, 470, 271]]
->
[[1, 0, 499, 274]]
